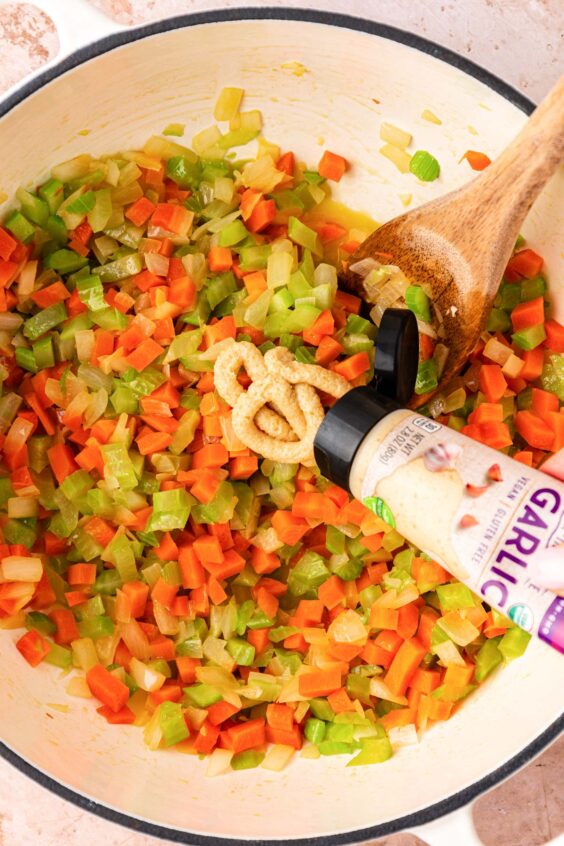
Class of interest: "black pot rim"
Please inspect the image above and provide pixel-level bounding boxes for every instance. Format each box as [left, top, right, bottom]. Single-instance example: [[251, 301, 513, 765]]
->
[[0, 7, 561, 845]]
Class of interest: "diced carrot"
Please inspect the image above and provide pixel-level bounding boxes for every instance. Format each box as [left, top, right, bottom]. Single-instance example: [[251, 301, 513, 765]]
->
[[410, 668, 441, 694], [168, 276, 196, 309], [327, 687, 356, 713], [532, 388, 559, 416], [191, 443, 229, 469], [67, 563, 97, 586], [266, 702, 294, 732], [0, 227, 17, 261], [175, 656, 201, 684], [226, 718, 266, 753], [83, 516, 116, 548], [515, 411, 555, 450], [16, 629, 51, 667], [315, 336, 344, 366], [318, 150, 348, 182], [505, 249, 543, 281], [151, 577, 178, 610], [511, 297, 545, 331], [384, 637, 426, 696], [380, 708, 416, 731], [208, 700, 241, 726], [87, 664, 130, 713], [428, 699, 453, 721], [193, 720, 219, 754], [468, 403, 503, 425], [31, 282, 70, 308], [313, 221, 347, 243], [478, 364, 507, 403], [193, 534, 223, 565], [49, 608, 80, 645], [544, 319, 564, 353], [47, 443, 79, 484], [276, 152, 295, 176], [250, 547, 280, 575], [462, 150, 491, 170], [519, 347, 545, 381], [229, 455, 258, 480], [208, 246, 232, 272], [125, 338, 164, 372], [298, 667, 342, 698], [125, 196, 156, 226], [334, 290, 361, 314], [247, 627, 271, 655], [333, 351, 371, 381], [397, 604, 420, 640], [204, 316, 236, 347], [271, 511, 309, 545], [247, 198, 276, 233], [318, 574, 346, 610], [292, 491, 339, 523], [122, 581, 149, 619], [369, 606, 399, 631]]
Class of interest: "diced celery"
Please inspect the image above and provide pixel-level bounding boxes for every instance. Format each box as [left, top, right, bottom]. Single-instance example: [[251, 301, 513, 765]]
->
[[44, 643, 72, 670], [347, 736, 393, 765], [231, 750, 265, 770], [287, 216, 321, 253], [330, 555, 363, 582], [309, 699, 335, 721], [415, 359, 438, 395], [108, 532, 137, 582], [268, 287, 294, 313], [44, 249, 88, 274], [541, 354, 564, 401], [159, 701, 190, 746], [436, 583, 475, 610], [263, 304, 320, 339], [304, 718, 326, 744], [93, 570, 122, 595], [123, 366, 165, 397], [60, 470, 94, 501], [166, 156, 202, 189], [226, 638, 255, 666], [16, 187, 49, 227], [409, 151, 440, 182], [89, 307, 128, 331], [39, 178, 64, 214], [487, 308, 511, 333], [32, 336, 55, 369], [511, 324, 546, 350], [499, 627, 531, 660], [26, 611, 57, 636], [405, 285, 431, 322], [346, 673, 372, 704], [239, 244, 271, 271], [499, 284, 521, 310], [93, 252, 142, 283], [288, 270, 313, 301], [287, 551, 330, 597], [475, 637, 503, 681], [184, 683, 223, 708], [78, 615, 114, 639], [15, 347, 38, 373], [5, 210, 35, 243], [294, 346, 316, 364], [3, 518, 36, 548], [325, 722, 355, 744], [65, 190, 95, 215], [87, 189, 113, 233], [149, 488, 193, 531], [24, 302, 68, 341], [318, 741, 354, 756], [206, 272, 237, 310], [219, 219, 248, 247], [218, 128, 259, 149], [303, 170, 325, 185], [342, 334, 374, 355], [520, 275, 546, 302]]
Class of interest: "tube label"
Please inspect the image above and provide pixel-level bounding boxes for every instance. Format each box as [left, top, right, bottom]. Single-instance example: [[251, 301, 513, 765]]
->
[[359, 413, 564, 653]]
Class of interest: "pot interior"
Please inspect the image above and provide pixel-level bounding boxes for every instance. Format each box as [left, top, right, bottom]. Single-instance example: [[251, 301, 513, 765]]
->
[[0, 16, 563, 842]]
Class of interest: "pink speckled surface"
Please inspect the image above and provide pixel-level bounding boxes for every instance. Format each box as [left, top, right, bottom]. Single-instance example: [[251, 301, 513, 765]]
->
[[0, 2, 562, 845]]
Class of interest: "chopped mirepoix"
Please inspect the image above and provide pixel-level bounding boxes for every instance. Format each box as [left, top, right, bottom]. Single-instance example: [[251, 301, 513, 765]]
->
[[0, 94, 561, 773]]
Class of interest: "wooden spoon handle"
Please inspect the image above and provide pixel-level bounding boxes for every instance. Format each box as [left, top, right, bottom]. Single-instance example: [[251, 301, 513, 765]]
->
[[465, 75, 564, 230]]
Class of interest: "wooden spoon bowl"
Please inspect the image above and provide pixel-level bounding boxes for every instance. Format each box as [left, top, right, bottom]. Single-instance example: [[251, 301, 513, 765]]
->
[[343, 75, 564, 396]]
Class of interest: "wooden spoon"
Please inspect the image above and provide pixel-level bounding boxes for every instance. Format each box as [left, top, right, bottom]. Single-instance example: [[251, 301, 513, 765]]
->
[[343, 75, 564, 399]]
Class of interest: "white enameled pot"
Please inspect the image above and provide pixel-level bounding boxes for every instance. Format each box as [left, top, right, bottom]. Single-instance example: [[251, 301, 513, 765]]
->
[[0, 5, 562, 845]]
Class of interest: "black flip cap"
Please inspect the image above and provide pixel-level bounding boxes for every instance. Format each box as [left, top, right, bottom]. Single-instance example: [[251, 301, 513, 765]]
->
[[313, 307, 418, 491], [314, 387, 401, 492], [373, 307, 418, 405]]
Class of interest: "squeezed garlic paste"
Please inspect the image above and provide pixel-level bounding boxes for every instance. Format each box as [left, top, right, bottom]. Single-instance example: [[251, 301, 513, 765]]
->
[[348, 408, 564, 654]]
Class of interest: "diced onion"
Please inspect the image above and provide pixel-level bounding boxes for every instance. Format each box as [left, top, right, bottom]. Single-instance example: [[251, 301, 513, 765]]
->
[[434, 639, 466, 667], [144, 251, 170, 277], [66, 676, 93, 698], [437, 612, 480, 647], [379, 144, 412, 173], [206, 748, 234, 777], [379, 122, 412, 149], [75, 330, 95, 362], [327, 609, 368, 646], [120, 620, 151, 661], [369, 677, 408, 705], [348, 257, 381, 278], [388, 724, 419, 748], [130, 656, 166, 692], [261, 744, 295, 771], [71, 637, 99, 671], [152, 598, 180, 636], [7, 496, 38, 519], [0, 555, 42, 582]]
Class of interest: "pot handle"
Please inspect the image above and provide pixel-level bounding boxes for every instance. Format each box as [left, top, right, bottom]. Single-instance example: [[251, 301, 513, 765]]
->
[[27, 0, 123, 61], [410, 804, 485, 845]]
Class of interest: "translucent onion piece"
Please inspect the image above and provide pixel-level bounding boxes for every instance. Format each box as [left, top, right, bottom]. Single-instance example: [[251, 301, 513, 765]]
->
[[348, 257, 381, 278], [120, 620, 151, 661], [206, 748, 234, 777], [261, 744, 295, 771], [369, 677, 409, 705], [129, 656, 166, 692], [0, 555, 42, 582], [144, 251, 170, 277], [153, 598, 180, 636], [434, 639, 466, 667], [388, 724, 419, 749]]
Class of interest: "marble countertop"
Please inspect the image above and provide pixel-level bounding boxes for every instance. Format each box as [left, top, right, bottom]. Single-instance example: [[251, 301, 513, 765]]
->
[[0, 2, 562, 845]]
